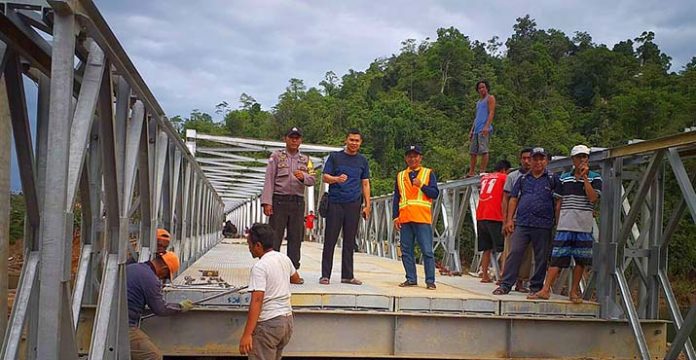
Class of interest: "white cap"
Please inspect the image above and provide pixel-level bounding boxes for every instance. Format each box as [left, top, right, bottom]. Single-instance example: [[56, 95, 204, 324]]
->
[[570, 145, 591, 157]]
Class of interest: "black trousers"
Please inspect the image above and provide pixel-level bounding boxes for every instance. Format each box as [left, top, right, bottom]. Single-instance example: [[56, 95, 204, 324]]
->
[[321, 200, 361, 279], [268, 195, 305, 269]]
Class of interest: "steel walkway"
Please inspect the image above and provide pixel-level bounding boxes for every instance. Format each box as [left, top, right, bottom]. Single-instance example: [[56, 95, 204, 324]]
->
[[75, 238, 666, 359]]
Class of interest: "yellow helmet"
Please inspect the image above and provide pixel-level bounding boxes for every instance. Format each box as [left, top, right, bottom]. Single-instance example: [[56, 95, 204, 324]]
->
[[160, 251, 180, 280]]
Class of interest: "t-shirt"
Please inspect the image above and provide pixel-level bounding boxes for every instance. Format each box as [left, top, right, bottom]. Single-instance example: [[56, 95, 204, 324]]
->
[[477, 172, 507, 221], [555, 170, 602, 233], [503, 168, 527, 194], [510, 170, 558, 229], [304, 214, 316, 229], [324, 150, 370, 203], [247, 250, 296, 322]]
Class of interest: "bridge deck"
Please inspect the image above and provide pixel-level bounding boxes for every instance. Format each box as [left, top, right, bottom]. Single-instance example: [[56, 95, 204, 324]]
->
[[168, 238, 599, 317]]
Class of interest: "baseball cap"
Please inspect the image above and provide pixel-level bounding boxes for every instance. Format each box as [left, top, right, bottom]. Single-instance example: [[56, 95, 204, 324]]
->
[[405, 145, 423, 155], [286, 127, 302, 137], [531, 147, 547, 157], [570, 145, 591, 157], [160, 251, 180, 280]]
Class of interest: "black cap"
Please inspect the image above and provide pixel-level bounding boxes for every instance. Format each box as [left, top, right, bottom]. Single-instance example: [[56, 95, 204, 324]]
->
[[531, 147, 547, 157], [405, 145, 423, 155], [286, 127, 302, 137]]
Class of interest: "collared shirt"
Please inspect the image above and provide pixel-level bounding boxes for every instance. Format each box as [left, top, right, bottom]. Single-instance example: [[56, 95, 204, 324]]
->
[[510, 169, 558, 229], [261, 149, 316, 205], [555, 169, 602, 233], [324, 150, 370, 203]]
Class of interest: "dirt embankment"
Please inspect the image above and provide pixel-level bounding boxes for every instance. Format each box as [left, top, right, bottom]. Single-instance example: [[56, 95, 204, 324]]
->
[[6, 232, 81, 315]]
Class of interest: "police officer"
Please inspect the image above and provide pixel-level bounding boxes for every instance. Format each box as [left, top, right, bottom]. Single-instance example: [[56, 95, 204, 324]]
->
[[261, 127, 315, 283]]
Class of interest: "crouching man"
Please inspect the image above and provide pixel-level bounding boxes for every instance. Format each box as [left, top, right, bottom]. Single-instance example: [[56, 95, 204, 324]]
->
[[127, 251, 194, 360]]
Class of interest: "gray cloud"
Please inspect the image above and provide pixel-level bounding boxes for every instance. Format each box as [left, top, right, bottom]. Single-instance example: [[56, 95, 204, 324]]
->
[[95, 0, 696, 119]]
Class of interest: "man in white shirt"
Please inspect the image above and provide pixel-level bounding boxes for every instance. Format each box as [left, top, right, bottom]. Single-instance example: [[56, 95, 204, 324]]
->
[[239, 223, 302, 359]]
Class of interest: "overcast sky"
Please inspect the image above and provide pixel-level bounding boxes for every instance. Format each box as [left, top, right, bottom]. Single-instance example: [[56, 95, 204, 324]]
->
[[96, 0, 696, 120]]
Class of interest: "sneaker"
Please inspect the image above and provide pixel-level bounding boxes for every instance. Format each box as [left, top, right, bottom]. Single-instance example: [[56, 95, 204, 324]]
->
[[399, 280, 418, 287], [426, 283, 437, 290]]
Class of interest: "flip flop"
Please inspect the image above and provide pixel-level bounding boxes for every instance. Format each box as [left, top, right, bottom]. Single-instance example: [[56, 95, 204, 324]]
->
[[526, 292, 550, 300], [341, 278, 363, 285], [480, 278, 493, 283], [319, 277, 330, 285]]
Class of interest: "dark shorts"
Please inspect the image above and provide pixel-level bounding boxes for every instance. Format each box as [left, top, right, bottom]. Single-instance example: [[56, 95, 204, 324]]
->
[[477, 220, 504, 253], [469, 133, 490, 154], [549, 231, 594, 268]]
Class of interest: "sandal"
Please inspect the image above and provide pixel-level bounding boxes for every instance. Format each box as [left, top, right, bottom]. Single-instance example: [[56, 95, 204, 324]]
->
[[341, 278, 363, 285], [293, 277, 305, 285], [514, 284, 530, 293], [527, 292, 550, 300], [399, 280, 418, 287], [480, 278, 493, 283], [319, 277, 330, 285], [492, 286, 511, 295], [570, 296, 583, 304]]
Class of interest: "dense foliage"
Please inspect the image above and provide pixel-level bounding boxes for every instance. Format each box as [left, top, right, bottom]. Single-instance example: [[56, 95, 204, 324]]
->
[[170, 16, 696, 277]]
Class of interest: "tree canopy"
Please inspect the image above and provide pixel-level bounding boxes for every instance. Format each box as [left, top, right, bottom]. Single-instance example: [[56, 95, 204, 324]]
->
[[174, 16, 696, 275]]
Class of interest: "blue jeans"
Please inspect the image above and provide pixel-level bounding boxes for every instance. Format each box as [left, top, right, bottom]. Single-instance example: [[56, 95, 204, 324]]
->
[[400, 222, 436, 284]]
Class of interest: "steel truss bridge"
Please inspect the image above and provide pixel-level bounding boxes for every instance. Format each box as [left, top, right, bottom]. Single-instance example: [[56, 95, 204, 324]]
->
[[1, 0, 695, 359]]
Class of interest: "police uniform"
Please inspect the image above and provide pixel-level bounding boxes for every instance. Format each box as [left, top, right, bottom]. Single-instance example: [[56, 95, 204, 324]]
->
[[260, 130, 315, 269]]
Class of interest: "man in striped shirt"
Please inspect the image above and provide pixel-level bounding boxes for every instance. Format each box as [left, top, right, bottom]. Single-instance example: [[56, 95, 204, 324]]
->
[[527, 145, 601, 303]]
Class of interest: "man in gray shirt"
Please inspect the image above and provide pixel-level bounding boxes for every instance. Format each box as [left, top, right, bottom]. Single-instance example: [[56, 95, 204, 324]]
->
[[261, 127, 316, 282], [500, 147, 533, 292]]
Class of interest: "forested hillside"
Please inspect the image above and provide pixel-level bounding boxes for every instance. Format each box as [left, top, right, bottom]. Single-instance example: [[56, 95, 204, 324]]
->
[[172, 15, 696, 279]]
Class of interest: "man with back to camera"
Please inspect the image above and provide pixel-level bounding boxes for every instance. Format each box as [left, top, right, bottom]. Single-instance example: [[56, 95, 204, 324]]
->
[[261, 127, 315, 284], [393, 145, 440, 290], [467, 80, 496, 177], [319, 129, 371, 286], [476, 160, 511, 283], [239, 223, 303, 359]]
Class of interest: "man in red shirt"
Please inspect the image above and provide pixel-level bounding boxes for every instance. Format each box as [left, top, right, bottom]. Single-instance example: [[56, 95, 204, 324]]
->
[[476, 160, 511, 283], [304, 210, 316, 241]]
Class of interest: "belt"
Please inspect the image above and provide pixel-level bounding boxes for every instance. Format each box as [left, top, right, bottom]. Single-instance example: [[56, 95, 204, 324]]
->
[[273, 194, 304, 200]]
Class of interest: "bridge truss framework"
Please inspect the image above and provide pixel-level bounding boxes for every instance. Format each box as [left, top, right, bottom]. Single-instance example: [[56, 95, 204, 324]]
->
[[1, 1, 223, 359]]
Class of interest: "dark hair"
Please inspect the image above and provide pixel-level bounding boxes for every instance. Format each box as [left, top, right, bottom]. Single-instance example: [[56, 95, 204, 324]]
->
[[494, 160, 512, 172], [520, 147, 533, 156], [248, 223, 275, 250], [346, 128, 362, 139], [476, 80, 490, 92]]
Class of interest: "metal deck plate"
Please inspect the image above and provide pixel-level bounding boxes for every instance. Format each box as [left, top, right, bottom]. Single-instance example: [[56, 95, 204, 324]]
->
[[167, 239, 599, 317]]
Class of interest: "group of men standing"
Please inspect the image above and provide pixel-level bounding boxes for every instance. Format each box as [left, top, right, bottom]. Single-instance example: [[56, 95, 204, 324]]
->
[[477, 146, 602, 304]]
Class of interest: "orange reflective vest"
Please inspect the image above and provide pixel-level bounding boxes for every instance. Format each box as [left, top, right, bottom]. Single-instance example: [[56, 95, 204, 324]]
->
[[396, 167, 433, 224]]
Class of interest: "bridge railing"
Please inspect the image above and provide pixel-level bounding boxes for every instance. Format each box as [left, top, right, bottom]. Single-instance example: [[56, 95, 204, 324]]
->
[[228, 130, 696, 360], [0, 1, 223, 359]]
